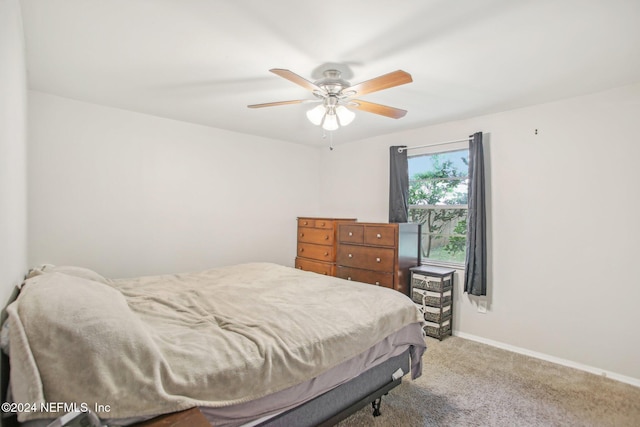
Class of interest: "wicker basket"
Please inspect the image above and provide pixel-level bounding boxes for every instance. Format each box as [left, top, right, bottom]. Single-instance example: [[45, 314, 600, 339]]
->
[[411, 274, 452, 292], [412, 288, 452, 306], [417, 304, 452, 323], [424, 319, 451, 339]]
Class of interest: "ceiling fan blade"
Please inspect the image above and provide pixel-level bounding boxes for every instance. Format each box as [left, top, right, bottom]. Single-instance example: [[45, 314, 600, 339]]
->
[[344, 70, 412, 97], [247, 99, 311, 108], [347, 99, 407, 119], [269, 69, 322, 93]]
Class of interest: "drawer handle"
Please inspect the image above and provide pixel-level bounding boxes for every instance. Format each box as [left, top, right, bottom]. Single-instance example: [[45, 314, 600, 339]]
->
[[375, 281, 380, 285], [347, 277, 352, 280], [324, 235, 329, 240], [348, 231, 353, 236], [320, 222, 325, 226], [299, 248, 304, 252], [299, 233, 304, 237], [376, 257, 381, 263], [324, 252, 329, 256], [303, 221, 308, 225], [376, 233, 382, 239], [348, 253, 353, 258]]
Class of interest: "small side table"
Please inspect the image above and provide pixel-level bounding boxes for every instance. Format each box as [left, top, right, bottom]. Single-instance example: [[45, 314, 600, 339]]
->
[[410, 265, 455, 340]]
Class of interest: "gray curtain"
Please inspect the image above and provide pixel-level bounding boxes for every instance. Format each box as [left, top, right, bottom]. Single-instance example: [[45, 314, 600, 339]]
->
[[389, 146, 409, 223], [464, 132, 487, 296]]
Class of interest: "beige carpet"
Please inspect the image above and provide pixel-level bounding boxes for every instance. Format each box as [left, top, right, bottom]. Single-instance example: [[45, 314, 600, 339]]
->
[[338, 336, 640, 427]]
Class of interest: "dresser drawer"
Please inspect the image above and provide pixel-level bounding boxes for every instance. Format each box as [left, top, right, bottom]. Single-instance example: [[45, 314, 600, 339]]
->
[[339, 224, 364, 244], [314, 219, 335, 229], [364, 226, 396, 247], [298, 227, 334, 245], [297, 218, 316, 228], [295, 257, 335, 276], [337, 245, 395, 272], [297, 242, 334, 262], [336, 266, 394, 288]]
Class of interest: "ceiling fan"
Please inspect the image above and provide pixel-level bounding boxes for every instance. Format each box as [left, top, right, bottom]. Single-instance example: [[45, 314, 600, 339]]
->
[[248, 68, 412, 131]]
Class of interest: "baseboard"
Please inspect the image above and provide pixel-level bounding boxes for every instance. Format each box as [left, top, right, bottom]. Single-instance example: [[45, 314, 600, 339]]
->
[[452, 331, 640, 389]]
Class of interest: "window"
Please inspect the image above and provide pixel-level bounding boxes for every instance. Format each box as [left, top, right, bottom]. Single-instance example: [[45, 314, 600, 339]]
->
[[408, 149, 469, 266]]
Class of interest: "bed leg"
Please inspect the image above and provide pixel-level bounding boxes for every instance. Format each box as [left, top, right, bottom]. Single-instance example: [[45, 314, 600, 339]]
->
[[371, 397, 382, 417]]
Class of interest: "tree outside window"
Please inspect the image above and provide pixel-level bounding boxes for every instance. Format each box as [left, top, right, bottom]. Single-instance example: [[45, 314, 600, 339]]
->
[[408, 149, 469, 264]]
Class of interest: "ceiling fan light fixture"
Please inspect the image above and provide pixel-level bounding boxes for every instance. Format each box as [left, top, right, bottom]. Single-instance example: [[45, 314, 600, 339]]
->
[[336, 105, 355, 126], [322, 113, 339, 131], [251, 68, 412, 133], [306, 104, 325, 126]]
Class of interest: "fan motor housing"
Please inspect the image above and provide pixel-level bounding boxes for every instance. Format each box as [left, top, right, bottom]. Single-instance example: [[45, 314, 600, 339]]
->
[[314, 70, 350, 95]]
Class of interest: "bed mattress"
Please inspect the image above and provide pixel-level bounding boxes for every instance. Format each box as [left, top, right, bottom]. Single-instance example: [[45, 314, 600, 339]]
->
[[7, 263, 426, 425]]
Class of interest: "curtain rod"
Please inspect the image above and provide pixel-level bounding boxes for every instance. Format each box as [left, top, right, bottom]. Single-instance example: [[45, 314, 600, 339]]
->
[[397, 137, 472, 153]]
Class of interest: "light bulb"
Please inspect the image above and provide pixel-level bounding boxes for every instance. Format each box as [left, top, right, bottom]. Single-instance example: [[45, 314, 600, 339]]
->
[[336, 106, 355, 126], [306, 105, 325, 126], [322, 113, 339, 131]]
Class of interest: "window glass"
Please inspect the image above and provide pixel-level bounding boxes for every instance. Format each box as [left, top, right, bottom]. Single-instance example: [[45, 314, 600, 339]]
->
[[408, 149, 469, 265]]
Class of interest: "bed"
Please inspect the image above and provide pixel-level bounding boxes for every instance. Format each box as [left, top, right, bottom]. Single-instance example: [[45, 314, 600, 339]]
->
[[3, 262, 426, 426]]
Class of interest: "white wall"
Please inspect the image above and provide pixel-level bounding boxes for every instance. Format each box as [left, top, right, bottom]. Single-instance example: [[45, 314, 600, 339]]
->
[[0, 0, 28, 307], [28, 92, 320, 278], [319, 83, 640, 383]]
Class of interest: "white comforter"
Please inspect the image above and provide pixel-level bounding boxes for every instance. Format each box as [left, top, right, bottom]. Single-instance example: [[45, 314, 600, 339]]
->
[[7, 263, 424, 422]]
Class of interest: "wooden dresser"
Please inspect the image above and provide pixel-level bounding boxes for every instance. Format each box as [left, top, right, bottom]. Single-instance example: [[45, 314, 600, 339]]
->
[[295, 217, 357, 276], [336, 222, 420, 295]]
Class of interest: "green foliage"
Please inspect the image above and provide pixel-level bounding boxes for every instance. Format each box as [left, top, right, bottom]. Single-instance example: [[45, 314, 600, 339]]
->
[[408, 154, 468, 261], [443, 218, 467, 256], [409, 156, 466, 205]]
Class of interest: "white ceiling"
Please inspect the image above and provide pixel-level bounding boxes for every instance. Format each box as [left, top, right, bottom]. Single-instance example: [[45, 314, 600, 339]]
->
[[19, 0, 640, 147]]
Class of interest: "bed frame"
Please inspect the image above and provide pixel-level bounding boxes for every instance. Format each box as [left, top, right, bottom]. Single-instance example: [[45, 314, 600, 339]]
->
[[255, 348, 409, 427]]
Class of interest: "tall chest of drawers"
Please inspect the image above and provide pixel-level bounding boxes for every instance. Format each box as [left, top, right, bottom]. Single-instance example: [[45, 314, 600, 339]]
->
[[336, 222, 420, 295], [295, 217, 357, 276]]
